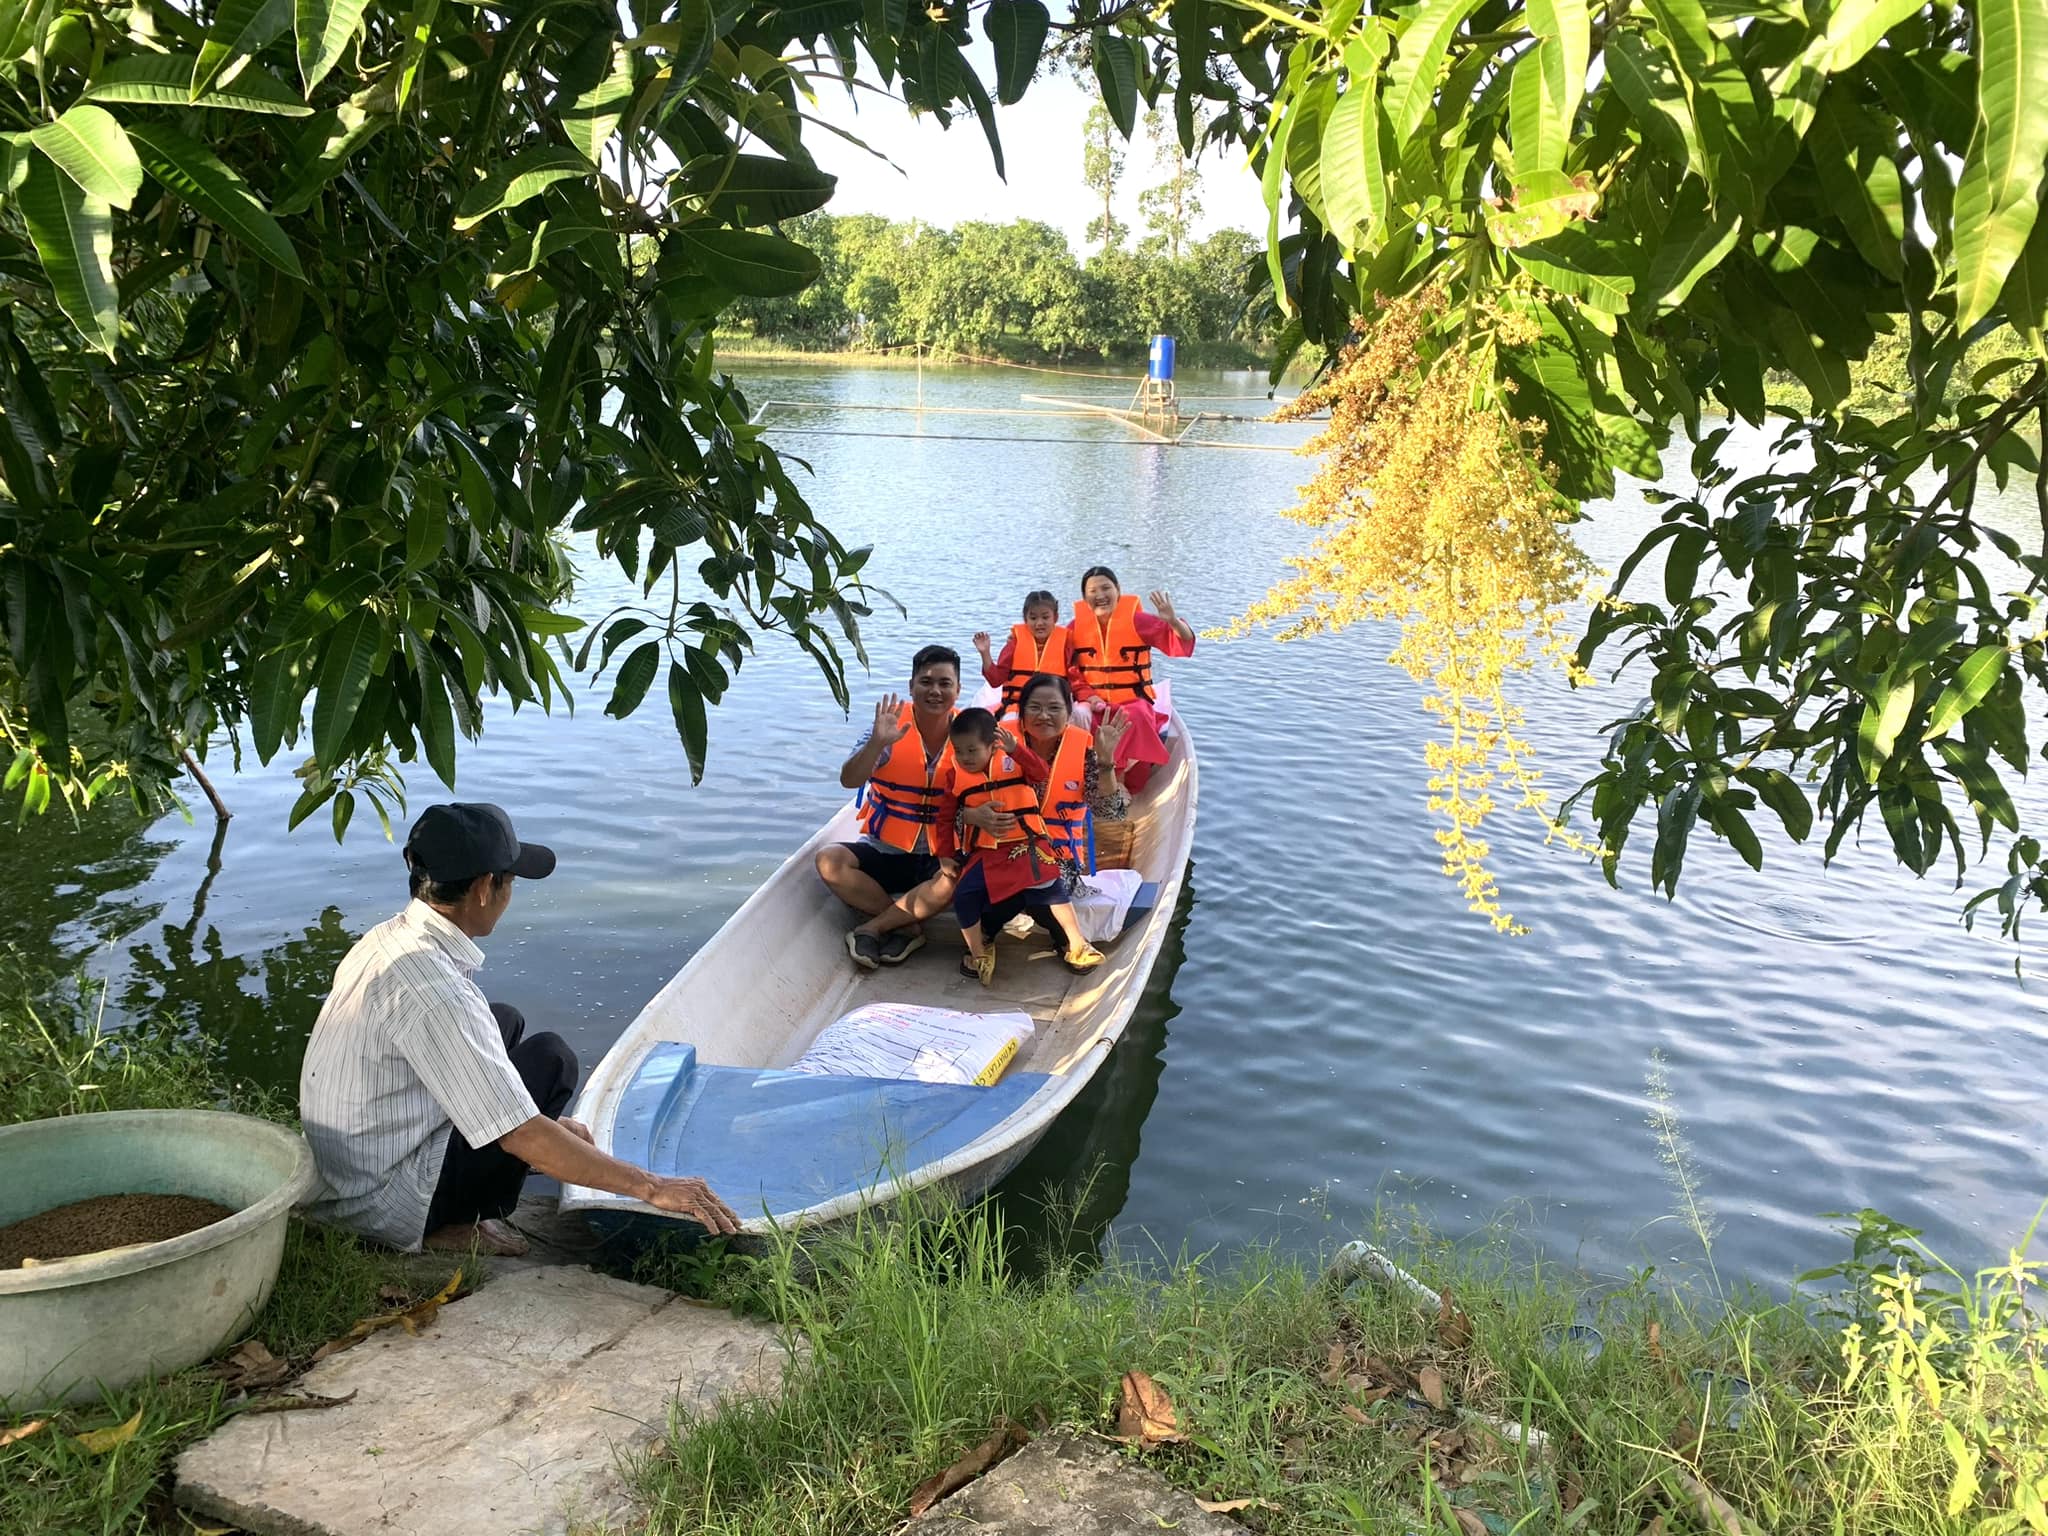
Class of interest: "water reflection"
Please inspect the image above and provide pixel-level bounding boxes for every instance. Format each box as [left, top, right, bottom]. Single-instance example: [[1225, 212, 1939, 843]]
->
[[992, 869, 1194, 1271]]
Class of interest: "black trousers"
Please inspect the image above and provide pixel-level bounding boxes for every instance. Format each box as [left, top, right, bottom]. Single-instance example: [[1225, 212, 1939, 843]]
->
[[422, 1003, 579, 1235]]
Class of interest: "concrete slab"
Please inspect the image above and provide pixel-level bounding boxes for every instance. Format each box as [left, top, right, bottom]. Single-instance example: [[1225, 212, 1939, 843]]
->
[[907, 1433, 1248, 1534], [174, 1265, 786, 1536]]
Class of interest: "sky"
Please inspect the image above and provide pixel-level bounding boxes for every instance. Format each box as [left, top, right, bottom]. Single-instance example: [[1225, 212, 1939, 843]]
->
[[796, 50, 1270, 254]]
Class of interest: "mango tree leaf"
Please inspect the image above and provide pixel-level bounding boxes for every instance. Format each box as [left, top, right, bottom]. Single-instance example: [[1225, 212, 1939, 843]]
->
[[677, 153, 836, 225], [668, 658, 708, 781], [2000, 202, 2048, 349], [1921, 645, 2010, 740], [1384, 0, 1486, 140], [28, 105, 145, 209], [1606, 26, 1700, 171], [310, 608, 382, 762], [193, 0, 293, 98], [453, 145, 592, 231], [986, 0, 1048, 106], [1508, 0, 1585, 177], [1485, 167, 1600, 246], [87, 53, 314, 114], [674, 226, 820, 295], [1513, 225, 1636, 313], [19, 154, 118, 355], [1093, 29, 1138, 138], [271, 104, 389, 216], [1738, 766, 1813, 841], [1951, 0, 2048, 328], [1808, 83, 1905, 278], [1640, 174, 1742, 313], [563, 46, 633, 166], [1320, 50, 1388, 249], [607, 640, 660, 717], [393, 0, 443, 109], [296, 0, 370, 90], [126, 122, 304, 280]]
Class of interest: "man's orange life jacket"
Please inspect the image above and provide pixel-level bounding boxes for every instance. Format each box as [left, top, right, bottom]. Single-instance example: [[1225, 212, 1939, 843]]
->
[[1006, 719, 1094, 871], [856, 705, 956, 851], [1003, 623, 1072, 714], [1070, 595, 1153, 705]]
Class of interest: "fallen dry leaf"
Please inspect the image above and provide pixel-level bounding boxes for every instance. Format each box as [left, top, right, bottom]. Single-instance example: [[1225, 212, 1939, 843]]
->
[[1115, 1370, 1184, 1446], [1640, 1517, 1668, 1536], [234, 1390, 358, 1416], [1321, 1341, 1347, 1386], [215, 1339, 293, 1393], [1340, 1402, 1369, 1426], [1647, 1320, 1664, 1361], [180, 1517, 235, 1536], [1196, 1496, 1277, 1514], [1280, 1434, 1308, 1482], [907, 1419, 1029, 1516], [377, 1284, 408, 1307], [313, 1268, 465, 1362], [0, 1418, 48, 1448], [1417, 1364, 1447, 1411], [1438, 1289, 1475, 1354], [1678, 1470, 1746, 1536], [73, 1408, 143, 1454], [1452, 1509, 1488, 1536]]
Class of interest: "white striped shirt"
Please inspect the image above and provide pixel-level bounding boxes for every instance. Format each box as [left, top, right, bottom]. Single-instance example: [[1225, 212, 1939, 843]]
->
[[299, 901, 538, 1250]]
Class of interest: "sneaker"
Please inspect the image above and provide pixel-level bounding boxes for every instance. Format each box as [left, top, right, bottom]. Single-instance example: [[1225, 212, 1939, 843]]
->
[[1062, 942, 1106, 974], [846, 930, 882, 970], [959, 951, 997, 987], [877, 931, 926, 966]]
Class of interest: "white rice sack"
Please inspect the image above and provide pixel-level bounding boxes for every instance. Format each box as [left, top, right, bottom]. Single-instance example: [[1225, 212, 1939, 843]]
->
[[1071, 868, 1144, 944], [791, 1003, 1035, 1086]]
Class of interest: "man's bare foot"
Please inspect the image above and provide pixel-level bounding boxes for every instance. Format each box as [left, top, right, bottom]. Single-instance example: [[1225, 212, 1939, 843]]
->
[[423, 1218, 528, 1257]]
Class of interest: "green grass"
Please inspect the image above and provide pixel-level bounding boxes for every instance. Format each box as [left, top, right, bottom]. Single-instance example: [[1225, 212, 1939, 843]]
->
[[632, 1193, 2048, 1536], [1, 964, 468, 1536]]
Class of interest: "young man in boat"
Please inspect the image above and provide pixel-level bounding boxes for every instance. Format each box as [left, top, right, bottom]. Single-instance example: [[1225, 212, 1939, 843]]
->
[[815, 643, 963, 969], [300, 803, 742, 1257]]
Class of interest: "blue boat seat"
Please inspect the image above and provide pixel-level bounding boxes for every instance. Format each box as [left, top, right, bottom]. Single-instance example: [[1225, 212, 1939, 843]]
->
[[1118, 881, 1161, 936], [608, 1044, 1049, 1222]]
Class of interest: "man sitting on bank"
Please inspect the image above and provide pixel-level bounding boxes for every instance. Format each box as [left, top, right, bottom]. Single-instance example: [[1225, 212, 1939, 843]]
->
[[815, 644, 962, 969], [300, 803, 740, 1257]]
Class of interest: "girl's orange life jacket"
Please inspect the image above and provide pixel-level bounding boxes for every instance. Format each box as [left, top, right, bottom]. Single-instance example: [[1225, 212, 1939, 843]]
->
[[1003, 623, 1072, 715], [1007, 718, 1094, 871], [1070, 594, 1153, 705], [855, 705, 957, 851]]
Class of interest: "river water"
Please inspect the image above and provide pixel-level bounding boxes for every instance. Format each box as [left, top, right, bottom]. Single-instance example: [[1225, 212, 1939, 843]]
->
[[6, 363, 2044, 1287]]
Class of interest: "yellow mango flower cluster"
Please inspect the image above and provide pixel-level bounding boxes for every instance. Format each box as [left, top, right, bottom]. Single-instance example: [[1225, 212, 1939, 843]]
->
[[1224, 286, 1595, 931]]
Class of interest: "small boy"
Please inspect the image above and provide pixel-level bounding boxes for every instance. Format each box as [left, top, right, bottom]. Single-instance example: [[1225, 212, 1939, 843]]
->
[[934, 709, 1105, 986]]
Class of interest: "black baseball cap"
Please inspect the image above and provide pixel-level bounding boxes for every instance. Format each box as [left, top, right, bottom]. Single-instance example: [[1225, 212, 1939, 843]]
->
[[404, 803, 556, 883]]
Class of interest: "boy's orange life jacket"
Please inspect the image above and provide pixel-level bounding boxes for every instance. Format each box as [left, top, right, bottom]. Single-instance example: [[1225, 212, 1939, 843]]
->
[[1006, 718, 1094, 871], [1003, 623, 1072, 714], [1070, 595, 1153, 705], [856, 705, 957, 851], [949, 751, 1053, 862]]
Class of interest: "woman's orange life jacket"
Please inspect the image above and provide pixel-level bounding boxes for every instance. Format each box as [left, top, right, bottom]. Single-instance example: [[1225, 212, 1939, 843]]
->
[[1003, 623, 1072, 715], [855, 705, 957, 851], [1008, 718, 1094, 872], [949, 750, 1054, 868], [1070, 594, 1153, 705]]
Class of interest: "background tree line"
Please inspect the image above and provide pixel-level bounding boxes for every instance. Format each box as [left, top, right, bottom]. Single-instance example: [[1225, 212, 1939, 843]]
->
[[722, 112, 1268, 363]]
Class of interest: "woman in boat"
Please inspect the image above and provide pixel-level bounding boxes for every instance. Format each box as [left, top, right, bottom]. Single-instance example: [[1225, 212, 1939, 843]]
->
[[984, 671, 1131, 881], [1070, 566, 1195, 792], [972, 590, 1078, 717]]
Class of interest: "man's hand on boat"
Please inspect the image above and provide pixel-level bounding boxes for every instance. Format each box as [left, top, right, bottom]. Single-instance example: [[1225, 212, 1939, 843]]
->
[[640, 1176, 743, 1234], [500, 1114, 743, 1234]]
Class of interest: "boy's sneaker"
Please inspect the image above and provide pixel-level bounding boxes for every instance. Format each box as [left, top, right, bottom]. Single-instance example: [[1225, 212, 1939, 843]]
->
[[846, 931, 882, 970], [877, 931, 925, 965]]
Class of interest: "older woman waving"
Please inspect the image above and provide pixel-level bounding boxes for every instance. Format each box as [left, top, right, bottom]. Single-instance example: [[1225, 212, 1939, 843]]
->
[[985, 672, 1131, 878], [1069, 566, 1194, 793]]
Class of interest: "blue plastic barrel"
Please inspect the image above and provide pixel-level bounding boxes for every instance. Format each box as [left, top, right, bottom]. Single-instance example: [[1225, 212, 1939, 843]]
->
[[1147, 334, 1176, 381]]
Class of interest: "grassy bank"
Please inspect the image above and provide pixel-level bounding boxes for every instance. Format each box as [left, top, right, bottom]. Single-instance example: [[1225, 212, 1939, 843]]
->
[[5, 967, 2045, 1534], [711, 333, 1273, 374]]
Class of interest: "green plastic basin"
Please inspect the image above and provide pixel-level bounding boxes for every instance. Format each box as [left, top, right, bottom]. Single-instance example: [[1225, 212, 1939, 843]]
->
[[0, 1110, 317, 1407]]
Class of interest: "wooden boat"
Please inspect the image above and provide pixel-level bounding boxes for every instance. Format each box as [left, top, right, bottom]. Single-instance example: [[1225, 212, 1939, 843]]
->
[[559, 714, 1198, 1234]]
